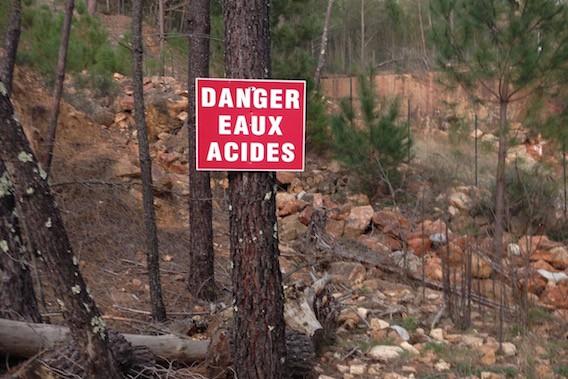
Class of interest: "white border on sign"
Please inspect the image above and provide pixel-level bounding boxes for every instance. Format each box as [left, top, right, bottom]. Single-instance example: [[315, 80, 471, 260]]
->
[[195, 77, 307, 172]]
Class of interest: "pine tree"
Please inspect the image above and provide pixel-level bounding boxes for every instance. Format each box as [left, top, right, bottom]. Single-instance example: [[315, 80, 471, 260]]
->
[[132, 0, 167, 322], [44, 0, 74, 175], [430, 0, 568, 346], [0, 160, 42, 322], [331, 73, 411, 196], [431, 0, 568, 258], [224, 0, 287, 377], [187, 0, 216, 301], [0, 0, 22, 96], [0, 85, 122, 378]]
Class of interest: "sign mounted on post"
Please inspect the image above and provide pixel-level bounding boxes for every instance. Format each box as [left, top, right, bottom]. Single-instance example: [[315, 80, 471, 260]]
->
[[196, 78, 306, 172]]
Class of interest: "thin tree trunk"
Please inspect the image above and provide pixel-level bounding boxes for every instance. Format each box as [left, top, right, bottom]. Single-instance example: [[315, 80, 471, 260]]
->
[[158, 0, 166, 76], [132, 0, 167, 322], [493, 100, 508, 266], [314, 0, 334, 89], [494, 99, 508, 350], [0, 160, 42, 323], [0, 90, 122, 378], [187, 0, 215, 301], [223, 0, 287, 377], [0, 0, 22, 96], [87, 0, 96, 15], [44, 0, 74, 176], [417, 0, 428, 59], [360, 0, 365, 67]]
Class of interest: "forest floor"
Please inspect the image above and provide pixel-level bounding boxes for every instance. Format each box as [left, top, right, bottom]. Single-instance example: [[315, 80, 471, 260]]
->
[[7, 50, 568, 379]]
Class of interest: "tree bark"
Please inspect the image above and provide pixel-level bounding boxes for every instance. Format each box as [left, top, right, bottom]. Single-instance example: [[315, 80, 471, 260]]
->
[[0, 318, 208, 363], [223, 0, 287, 377], [187, 0, 215, 301], [493, 100, 508, 267], [360, 0, 365, 67], [0, 0, 22, 96], [132, 0, 167, 322], [494, 99, 509, 350], [314, 0, 334, 89], [0, 87, 122, 378], [44, 0, 74, 176], [158, 0, 166, 76], [0, 160, 42, 323], [87, 0, 96, 15]]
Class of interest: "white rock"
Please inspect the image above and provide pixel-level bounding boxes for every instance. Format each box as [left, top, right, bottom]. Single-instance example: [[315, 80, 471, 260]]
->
[[368, 345, 403, 362], [356, 307, 369, 320], [501, 342, 517, 357], [537, 269, 568, 283], [429, 328, 445, 341], [507, 243, 521, 257], [336, 364, 349, 373], [318, 376, 337, 379], [349, 364, 367, 375], [400, 341, 420, 355], [390, 325, 410, 341], [461, 335, 484, 348], [430, 233, 447, 245], [370, 318, 390, 330], [435, 360, 451, 371]]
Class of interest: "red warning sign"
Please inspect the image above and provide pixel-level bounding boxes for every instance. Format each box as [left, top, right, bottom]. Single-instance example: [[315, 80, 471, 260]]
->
[[196, 78, 306, 171]]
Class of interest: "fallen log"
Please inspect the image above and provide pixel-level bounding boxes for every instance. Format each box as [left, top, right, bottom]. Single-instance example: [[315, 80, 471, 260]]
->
[[0, 318, 209, 362]]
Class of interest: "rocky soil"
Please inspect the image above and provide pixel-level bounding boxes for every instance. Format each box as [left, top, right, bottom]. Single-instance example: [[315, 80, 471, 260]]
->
[[7, 67, 568, 378]]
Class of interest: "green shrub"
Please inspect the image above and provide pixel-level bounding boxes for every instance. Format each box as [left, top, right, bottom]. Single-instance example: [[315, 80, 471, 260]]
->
[[306, 91, 330, 153], [16, 3, 129, 89], [471, 163, 559, 234], [331, 73, 411, 196]]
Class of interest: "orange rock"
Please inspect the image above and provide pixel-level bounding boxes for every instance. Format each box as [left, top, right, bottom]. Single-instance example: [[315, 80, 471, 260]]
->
[[531, 250, 555, 262], [436, 242, 464, 265], [298, 205, 313, 226], [471, 255, 493, 279], [540, 284, 568, 309], [407, 236, 431, 256], [531, 260, 557, 271], [372, 209, 409, 229], [344, 205, 374, 238], [117, 95, 134, 112], [379, 234, 402, 251], [325, 219, 345, 238], [548, 246, 568, 270], [425, 255, 443, 281], [417, 219, 447, 236], [328, 205, 351, 221], [358, 235, 390, 254], [524, 271, 547, 295], [276, 171, 296, 185], [519, 235, 559, 255], [280, 199, 307, 217]]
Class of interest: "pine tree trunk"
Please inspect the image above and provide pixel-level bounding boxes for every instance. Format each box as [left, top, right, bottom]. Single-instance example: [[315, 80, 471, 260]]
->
[[44, 0, 74, 175], [0, 161, 42, 323], [360, 0, 365, 66], [223, 0, 287, 377], [158, 0, 165, 76], [0, 0, 22, 96], [0, 89, 122, 378], [494, 99, 508, 350], [131, 0, 167, 322], [314, 0, 334, 89], [493, 100, 508, 266], [187, 0, 215, 301]]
